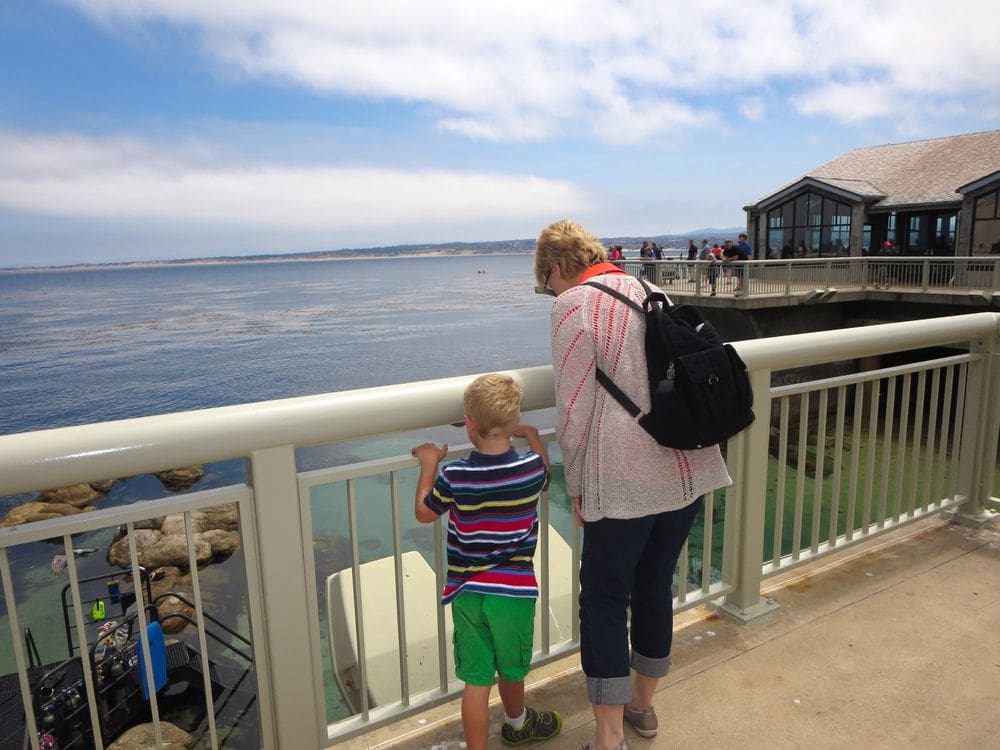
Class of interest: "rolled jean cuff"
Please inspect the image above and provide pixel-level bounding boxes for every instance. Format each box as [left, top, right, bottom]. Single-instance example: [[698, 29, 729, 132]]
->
[[631, 650, 672, 679], [586, 675, 632, 705]]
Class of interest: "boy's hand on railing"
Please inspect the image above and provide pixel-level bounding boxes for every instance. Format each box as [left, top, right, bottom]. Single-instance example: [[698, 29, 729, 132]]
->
[[513, 423, 551, 474], [411, 442, 448, 466], [412, 442, 448, 523]]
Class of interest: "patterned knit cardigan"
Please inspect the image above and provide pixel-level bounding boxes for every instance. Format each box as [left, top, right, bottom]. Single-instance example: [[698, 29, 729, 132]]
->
[[551, 272, 732, 522]]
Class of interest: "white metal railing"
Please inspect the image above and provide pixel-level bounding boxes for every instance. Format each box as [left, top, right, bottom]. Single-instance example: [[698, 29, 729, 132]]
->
[[1, 314, 998, 748], [616, 256, 1000, 299]]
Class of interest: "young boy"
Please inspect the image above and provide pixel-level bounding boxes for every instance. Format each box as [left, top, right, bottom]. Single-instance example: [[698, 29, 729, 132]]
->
[[411, 373, 562, 750]]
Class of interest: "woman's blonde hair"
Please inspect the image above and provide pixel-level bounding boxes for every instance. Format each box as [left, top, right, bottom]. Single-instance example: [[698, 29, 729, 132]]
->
[[534, 219, 608, 287], [464, 373, 522, 438]]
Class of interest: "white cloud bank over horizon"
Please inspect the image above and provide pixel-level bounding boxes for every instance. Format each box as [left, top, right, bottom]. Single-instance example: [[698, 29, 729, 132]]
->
[[0, 130, 591, 229], [64, 0, 1000, 143]]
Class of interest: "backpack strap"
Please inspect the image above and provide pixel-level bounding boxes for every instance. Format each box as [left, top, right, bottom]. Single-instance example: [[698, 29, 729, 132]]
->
[[594, 367, 642, 419], [583, 279, 652, 421], [583, 280, 643, 312]]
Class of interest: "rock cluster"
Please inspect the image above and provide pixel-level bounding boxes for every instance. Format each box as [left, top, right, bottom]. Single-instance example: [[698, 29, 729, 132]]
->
[[107, 721, 195, 749], [107, 505, 241, 570], [0, 466, 206, 528]]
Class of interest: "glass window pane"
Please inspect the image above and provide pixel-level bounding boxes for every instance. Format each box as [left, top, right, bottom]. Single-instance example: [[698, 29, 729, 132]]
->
[[822, 197, 834, 225], [975, 190, 997, 219], [782, 199, 795, 227], [794, 194, 808, 228], [768, 229, 785, 256], [808, 193, 823, 226], [836, 202, 852, 223], [971, 218, 1000, 255]]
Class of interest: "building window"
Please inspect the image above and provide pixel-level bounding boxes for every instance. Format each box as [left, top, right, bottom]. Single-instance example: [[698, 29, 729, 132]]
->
[[766, 191, 853, 256], [971, 187, 1000, 256]]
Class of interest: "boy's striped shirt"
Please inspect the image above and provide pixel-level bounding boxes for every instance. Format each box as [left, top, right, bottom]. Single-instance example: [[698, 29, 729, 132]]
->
[[423, 446, 548, 604]]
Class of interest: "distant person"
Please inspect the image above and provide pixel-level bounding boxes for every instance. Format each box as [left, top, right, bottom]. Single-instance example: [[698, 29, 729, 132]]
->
[[682, 240, 697, 280], [724, 236, 750, 293], [652, 242, 663, 260], [640, 241, 655, 281], [703, 242, 720, 295], [609, 244, 624, 261], [872, 240, 893, 289], [411, 374, 562, 750], [737, 233, 752, 260]]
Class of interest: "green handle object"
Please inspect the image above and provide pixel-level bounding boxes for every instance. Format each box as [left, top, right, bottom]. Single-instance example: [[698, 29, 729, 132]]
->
[[91, 599, 106, 621]]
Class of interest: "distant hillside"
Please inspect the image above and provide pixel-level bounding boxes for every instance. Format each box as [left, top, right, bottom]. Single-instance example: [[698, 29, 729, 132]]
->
[[6, 226, 749, 271]]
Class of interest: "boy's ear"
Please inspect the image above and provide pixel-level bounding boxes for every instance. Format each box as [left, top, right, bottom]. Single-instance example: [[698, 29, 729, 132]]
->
[[464, 414, 475, 433]]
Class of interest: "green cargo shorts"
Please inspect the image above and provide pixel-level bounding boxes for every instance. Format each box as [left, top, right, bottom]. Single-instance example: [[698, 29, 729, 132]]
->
[[451, 591, 536, 686]]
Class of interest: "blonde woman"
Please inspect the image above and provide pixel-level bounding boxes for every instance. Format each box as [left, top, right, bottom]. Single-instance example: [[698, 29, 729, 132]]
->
[[534, 220, 731, 750]]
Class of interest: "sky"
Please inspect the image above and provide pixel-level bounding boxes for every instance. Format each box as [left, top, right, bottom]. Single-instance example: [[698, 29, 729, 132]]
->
[[1, 1, 998, 268]]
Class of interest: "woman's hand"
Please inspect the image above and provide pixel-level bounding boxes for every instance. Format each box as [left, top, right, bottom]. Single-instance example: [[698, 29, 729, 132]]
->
[[572, 495, 584, 526]]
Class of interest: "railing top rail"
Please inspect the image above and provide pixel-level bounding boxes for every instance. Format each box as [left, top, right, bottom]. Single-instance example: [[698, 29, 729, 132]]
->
[[0, 366, 554, 496], [735, 312, 998, 371], [1, 314, 997, 497]]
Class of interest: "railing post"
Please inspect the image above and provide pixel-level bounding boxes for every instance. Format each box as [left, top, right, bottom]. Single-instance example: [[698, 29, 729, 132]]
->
[[947, 330, 1000, 526], [715, 368, 780, 623], [921, 259, 931, 292], [246, 445, 325, 748]]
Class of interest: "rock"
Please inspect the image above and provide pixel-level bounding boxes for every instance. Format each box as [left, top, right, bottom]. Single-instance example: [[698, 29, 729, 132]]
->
[[107, 721, 196, 749], [107, 529, 212, 569], [157, 594, 196, 634], [0, 502, 93, 528], [155, 466, 204, 492], [202, 502, 239, 531], [201, 529, 241, 560], [36, 483, 103, 507], [89, 479, 118, 494]]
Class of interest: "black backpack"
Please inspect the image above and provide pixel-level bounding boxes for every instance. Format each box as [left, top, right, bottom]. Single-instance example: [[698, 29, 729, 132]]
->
[[584, 278, 754, 450]]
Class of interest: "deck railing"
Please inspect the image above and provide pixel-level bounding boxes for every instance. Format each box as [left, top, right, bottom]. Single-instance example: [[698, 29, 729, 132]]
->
[[617, 256, 1000, 299], [1, 313, 998, 748]]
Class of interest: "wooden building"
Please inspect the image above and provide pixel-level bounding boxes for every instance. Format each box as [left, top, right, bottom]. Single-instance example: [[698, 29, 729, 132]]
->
[[743, 129, 1000, 259]]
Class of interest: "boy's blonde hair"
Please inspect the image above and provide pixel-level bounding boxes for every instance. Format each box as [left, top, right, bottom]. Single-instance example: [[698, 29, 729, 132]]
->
[[464, 373, 522, 438], [534, 219, 608, 287]]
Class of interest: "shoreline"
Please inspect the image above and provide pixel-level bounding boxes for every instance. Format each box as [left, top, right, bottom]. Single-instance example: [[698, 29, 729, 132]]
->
[[0, 249, 537, 274]]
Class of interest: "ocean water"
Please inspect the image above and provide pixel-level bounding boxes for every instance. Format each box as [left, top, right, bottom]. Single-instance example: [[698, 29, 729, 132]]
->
[[0, 253, 553, 434]]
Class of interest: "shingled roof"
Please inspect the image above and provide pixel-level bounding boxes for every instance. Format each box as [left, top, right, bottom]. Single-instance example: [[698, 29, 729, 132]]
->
[[750, 129, 1000, 210]]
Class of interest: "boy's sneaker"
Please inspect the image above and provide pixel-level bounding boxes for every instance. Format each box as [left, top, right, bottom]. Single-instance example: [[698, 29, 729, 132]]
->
[[623, 704, 658, 738], [501, 707, 563, 746]]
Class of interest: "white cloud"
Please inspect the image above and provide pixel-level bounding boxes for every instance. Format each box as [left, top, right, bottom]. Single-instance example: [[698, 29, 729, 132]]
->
[[60, 0, 1000, 140], [739, 97, 766, 122], [0, 130, 591, 227], [793, 81, 894, 122]]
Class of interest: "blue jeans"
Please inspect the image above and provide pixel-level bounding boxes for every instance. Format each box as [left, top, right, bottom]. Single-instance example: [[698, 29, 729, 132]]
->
[[579, 497, 703, 705]]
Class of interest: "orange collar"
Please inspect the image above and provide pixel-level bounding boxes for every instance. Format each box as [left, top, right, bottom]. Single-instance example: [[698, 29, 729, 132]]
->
[[578, 262, 627, 284]]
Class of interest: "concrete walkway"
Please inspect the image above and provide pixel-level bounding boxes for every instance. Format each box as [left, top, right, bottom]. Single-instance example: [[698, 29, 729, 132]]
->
[[340, 517, 1000, 750]]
